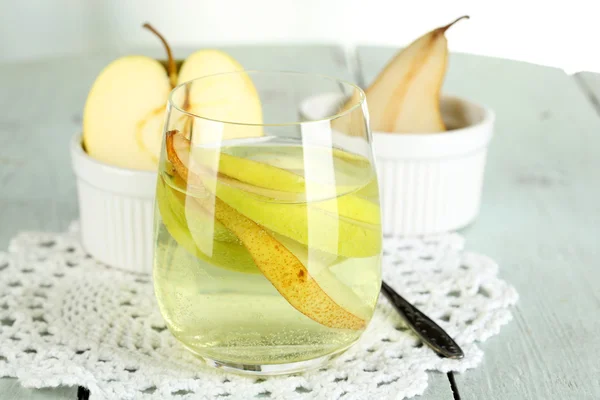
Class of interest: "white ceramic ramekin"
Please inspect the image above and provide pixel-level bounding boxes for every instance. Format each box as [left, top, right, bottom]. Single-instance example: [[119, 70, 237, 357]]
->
[[300, 93, 495, 236], [70, 134, 157, 273]]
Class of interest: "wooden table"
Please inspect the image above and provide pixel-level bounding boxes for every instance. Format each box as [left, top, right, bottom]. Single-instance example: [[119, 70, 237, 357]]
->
[[1, 45, 599, 399]]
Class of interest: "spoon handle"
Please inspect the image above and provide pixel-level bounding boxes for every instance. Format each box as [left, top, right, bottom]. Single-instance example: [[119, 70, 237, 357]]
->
[[381, 281, 464, 359]]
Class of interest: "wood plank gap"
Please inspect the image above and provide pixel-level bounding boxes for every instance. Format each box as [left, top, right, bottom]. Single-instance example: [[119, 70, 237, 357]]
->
[[343, 46, 365, 88], [77, 386, 90, 400], [447, 372, 461, 400], [573, 73, 600, 116]]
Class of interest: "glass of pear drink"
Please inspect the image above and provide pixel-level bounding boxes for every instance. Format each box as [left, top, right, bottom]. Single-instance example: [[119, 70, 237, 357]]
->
[[153, 71, 382, 374]]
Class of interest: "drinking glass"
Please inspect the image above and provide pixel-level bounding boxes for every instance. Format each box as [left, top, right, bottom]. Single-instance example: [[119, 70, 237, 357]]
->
[[153, 71, 382, 375]]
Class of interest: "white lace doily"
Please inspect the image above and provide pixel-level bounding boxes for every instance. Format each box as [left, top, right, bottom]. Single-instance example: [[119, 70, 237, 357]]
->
[[0, 223, 517, 400]]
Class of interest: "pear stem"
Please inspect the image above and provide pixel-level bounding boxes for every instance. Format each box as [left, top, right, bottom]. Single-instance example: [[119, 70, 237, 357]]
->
[[440, 15, 470, 33], [143, 23, 177, 88]]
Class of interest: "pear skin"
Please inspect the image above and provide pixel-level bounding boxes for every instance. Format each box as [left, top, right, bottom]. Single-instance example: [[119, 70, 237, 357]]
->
[[270, 232, 374, 321], [165, 130, 366, 330]]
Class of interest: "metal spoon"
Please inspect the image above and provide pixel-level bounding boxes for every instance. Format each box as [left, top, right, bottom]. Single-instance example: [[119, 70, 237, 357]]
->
[[381, 280, 464, 359]]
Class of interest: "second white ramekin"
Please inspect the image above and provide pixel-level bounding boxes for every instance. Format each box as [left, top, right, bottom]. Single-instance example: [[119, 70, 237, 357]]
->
[[300, 93, 495, 236]]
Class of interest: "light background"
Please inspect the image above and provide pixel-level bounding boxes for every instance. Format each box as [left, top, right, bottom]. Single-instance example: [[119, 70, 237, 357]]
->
[[0, 0, 596, 73]]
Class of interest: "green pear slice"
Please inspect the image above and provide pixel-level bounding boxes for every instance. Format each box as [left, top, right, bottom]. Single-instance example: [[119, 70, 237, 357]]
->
[[171, 136, 381, 258], [83, 56, 172, 170], [162, 173, 239, 244], [209, 181, 381, 258], [166, 130, 366, 330], [157, 175, 259, 274], [188, 147, 380, 225]]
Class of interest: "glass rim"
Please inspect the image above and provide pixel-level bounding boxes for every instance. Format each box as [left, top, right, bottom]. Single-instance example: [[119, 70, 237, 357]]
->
[[168, 70, 366, 127]]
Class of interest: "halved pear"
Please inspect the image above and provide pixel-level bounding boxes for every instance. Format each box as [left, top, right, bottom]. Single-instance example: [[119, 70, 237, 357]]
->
[[83, 23, 262, 170], [365, 16, 469, 133], [165, 130, 366, 330], [83, 56, 172, 170], [178, 50, 264, 143], [170, 133, 381, 258], [84, 24, 178, 170]]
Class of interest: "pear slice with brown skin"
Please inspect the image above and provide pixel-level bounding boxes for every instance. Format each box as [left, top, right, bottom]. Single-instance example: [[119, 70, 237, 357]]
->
[[333, 16, 468, 134], [165, 129, 366, 330], [367, 16, 469, 133]]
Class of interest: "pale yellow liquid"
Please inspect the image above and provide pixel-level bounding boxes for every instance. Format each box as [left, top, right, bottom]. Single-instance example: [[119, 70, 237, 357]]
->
[[153, 139, 382, 366]]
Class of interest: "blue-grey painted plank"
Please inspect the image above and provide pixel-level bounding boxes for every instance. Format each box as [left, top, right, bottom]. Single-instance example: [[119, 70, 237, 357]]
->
[[357, 46, 600, 400]]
